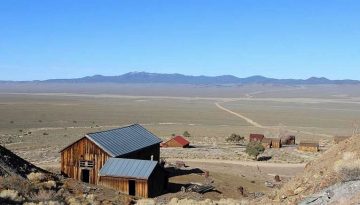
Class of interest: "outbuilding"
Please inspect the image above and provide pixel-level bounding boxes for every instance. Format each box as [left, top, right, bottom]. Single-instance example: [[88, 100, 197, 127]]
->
[[98, 158, 168, 198], [249, 134, 265, 142], [281, 135, 296, 145], [163, 135, 190, 148], [261, 138, 272, 148], [270, 138, 282, 148], [298, 142, 319, 152]]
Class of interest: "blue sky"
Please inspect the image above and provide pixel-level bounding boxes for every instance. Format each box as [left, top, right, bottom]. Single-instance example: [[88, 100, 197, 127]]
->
[[0, 0, 360, 80]]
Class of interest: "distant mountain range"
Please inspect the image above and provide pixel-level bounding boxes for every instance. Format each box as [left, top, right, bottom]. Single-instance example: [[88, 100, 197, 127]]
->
[[2, 72, 360, 85]]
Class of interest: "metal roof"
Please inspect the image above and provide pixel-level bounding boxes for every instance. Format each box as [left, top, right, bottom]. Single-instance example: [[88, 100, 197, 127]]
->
[[166, 135, 190, 146], [86, 124, 162, 157], [99, 158, 157, 179]]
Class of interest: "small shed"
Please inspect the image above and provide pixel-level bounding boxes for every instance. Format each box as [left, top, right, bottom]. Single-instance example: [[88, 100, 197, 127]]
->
[[298, 142, 319, 152], [163, 136, 190, 148], [249, 134, 264, 142], [334, 136, 351, 144], [261, 138, 272, 148], [281, 135, 296, 145], [270, 138, 282, 148], [98, 158, 168, 198]]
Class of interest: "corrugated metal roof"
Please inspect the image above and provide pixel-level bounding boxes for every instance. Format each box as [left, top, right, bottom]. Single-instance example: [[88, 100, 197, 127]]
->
[[86, 124, 162, 157], [166, 136, 190, 146], [99, 158, 157, 179]]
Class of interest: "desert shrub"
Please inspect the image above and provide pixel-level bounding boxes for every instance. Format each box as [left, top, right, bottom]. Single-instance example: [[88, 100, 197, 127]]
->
[[27, 172, 46, 183], [0, 189, 24, 202], [334, 152, 360, 181], [226, 133, 244, 143], [28, 190, 57, 202], [183, 131, 191, 138], [10, 121, 14, 124], [43, 132, 49, 136], [41, 180, 57, 190], [245, 142, 265, 160], [1, 175, 34, 195]]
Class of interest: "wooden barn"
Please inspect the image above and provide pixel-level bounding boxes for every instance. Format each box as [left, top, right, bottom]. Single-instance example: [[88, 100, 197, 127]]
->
[[281, 135, 296, 145], [249, 134, 264, 142], [298, 142, 319, 152], [98, 158, 168, 198], [261, 138, 272, 148], [163, 136, 190, 148], [270, 138, 282, 148], [60, 124, 163, 185]]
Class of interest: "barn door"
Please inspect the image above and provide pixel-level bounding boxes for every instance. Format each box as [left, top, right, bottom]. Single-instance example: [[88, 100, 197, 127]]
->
[[81, 169, 90, 183], [129, 180, 136, 196]]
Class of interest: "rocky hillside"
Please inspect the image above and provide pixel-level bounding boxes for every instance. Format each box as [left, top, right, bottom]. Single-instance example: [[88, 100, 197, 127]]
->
[[0, 145, 48, 178], [264, 135, 360, 204]]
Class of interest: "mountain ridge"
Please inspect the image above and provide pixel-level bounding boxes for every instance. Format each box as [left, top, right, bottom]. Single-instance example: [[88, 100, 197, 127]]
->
[[1, 72, 359, 85]]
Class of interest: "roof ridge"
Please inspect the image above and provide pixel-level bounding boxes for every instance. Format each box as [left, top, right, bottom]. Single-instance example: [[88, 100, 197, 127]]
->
[[86, 123, 140, 135]]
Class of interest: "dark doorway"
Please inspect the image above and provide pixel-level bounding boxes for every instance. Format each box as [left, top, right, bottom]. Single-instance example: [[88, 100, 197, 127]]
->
[[81, 169, 90, 183], [129, 180, 136, 196]]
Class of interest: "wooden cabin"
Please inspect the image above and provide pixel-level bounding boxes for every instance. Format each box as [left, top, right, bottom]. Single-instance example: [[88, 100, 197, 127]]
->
[[98, 158, 167, 198], [270, 138, 282, 148], [334, 136, 351, 144], [261, 138, 272, 148], [281, 135, 296, 145], [163, 136, 190, 148], [249, 134, 265, 142], [60, 124, 163, 185], [298, 142, 319, 152]]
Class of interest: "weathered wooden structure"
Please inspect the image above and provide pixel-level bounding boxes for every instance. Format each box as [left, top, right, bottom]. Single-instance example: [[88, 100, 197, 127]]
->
[[163, 135, 190, 148], [281, 135, 296, 145], [98, 158, 167, 198], [261, 138, 272, 148], [60, 124, 163, 185], [249, 134, 265, 142], [270, 138, 282, 148], [298, 142, 319, 152]]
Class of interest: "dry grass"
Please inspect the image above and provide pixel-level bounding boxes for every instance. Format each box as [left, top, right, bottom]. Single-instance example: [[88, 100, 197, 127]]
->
[[334, 152, 360, 182]]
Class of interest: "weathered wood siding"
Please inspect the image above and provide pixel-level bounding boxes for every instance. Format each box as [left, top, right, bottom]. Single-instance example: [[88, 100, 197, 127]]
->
[[61, 137, 110, 184], [98, 166, 167, 198], [98, 176, 149, 197], [298, 145, 319, 152], [147, 166, 168, 197], [272, 140, 282, 148], [121, 144, 160, 161]]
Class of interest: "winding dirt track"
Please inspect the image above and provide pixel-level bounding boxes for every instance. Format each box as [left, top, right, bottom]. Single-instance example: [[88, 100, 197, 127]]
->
[[215, 100, 333, 138]]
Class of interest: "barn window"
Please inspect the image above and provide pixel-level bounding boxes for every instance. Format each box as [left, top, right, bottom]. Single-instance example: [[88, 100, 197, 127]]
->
[[79, 160, 94, 169]]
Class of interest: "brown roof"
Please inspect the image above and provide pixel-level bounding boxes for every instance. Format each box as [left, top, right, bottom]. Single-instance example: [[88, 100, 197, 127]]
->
[[250, 134, 265, 140]]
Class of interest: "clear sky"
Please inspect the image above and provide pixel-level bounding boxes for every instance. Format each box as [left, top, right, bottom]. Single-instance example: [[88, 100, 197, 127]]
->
[[1, 0, 359, 81]]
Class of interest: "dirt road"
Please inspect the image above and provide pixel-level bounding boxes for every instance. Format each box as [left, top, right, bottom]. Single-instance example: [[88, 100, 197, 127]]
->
[[215, 100, 333, 138], [166, 158, 305, 168]]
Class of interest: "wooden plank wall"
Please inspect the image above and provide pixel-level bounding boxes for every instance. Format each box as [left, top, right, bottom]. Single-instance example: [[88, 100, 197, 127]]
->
[[148, 166, 167, 197], [61, 137, 110, 184], [121, 144, 161, 161], [98, 176, 149, 198]]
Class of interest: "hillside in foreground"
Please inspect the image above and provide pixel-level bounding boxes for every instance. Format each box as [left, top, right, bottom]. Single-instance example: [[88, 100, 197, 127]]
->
[[260, 134, 360, 204]]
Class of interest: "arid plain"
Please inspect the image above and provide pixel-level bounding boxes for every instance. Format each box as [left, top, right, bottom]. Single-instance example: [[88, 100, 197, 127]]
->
[[1, 83, 360, 200]]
